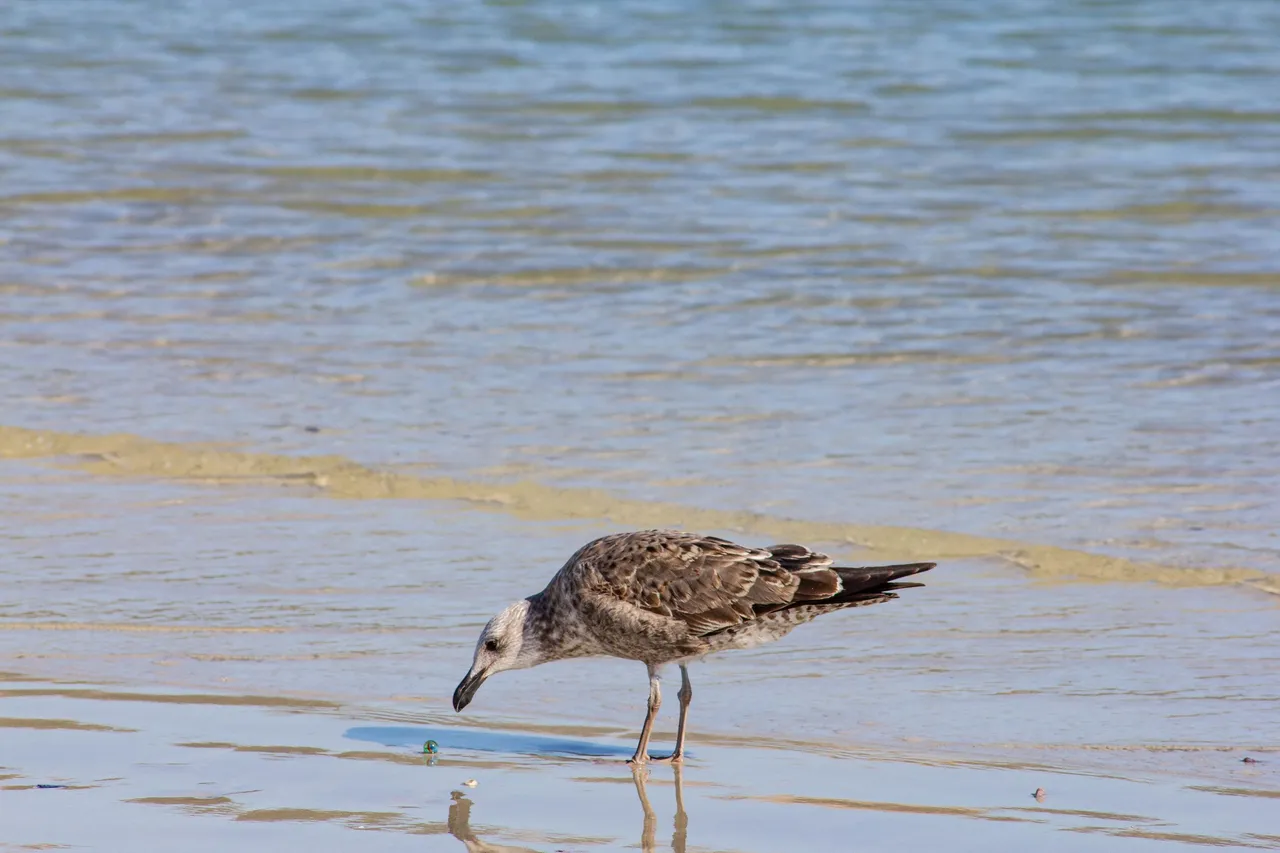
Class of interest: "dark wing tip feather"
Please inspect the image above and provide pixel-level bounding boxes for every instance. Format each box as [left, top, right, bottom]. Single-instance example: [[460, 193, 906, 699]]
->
[[834, 561, 933, 582], [823, 561, 935, 606], [863, 561, 936, 577]]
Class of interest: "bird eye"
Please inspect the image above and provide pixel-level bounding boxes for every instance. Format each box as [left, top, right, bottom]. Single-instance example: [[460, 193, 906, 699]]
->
[[484, 639, 499, 653]]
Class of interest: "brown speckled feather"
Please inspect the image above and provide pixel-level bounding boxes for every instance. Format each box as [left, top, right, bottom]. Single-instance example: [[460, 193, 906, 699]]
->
[[533, 530, 933, 664]]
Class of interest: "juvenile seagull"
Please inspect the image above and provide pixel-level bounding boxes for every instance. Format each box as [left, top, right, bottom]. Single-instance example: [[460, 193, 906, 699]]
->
[[453, 529, 934, 764]]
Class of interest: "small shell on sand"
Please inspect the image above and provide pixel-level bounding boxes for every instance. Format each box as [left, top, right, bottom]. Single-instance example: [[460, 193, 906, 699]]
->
[[462, 779, 478, 788], [1033, 787, 1046, 802]]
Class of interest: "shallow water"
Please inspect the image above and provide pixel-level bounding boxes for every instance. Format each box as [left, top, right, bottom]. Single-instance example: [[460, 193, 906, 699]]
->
[[2, 0, 1279, 849], [3, 676, 1279, 852], [7, 671, 1280, 850]]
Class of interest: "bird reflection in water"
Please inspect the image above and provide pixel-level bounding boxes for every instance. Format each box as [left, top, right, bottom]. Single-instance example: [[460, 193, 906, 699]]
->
[[447, 791, 535, 853], [446, 765, 688, 853], [632, 763, 688, 853]]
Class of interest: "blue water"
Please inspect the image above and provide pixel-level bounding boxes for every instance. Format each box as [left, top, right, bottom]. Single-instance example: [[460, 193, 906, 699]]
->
[[1, 4, 1278, 849], [345, 725, 635, 759], [3, 0, 1278, 576]]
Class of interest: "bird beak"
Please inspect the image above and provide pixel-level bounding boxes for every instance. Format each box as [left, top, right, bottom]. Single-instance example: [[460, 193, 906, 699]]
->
[[452, 667, 487, 712]]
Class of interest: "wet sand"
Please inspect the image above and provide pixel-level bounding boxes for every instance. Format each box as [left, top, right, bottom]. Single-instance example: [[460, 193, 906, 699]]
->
[[3, 674, 1278, 852], [1, 424, 1269, 589]]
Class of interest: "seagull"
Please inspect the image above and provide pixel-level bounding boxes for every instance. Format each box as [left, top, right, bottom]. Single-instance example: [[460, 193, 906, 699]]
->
[[452, 529, 935, 764]]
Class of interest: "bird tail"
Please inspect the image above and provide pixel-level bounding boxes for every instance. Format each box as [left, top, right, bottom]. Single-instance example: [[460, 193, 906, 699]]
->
[[829, 561, 934, 604]]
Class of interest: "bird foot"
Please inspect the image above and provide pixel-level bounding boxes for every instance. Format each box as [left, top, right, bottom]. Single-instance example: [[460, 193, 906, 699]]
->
[[632, 753, 683, 765]]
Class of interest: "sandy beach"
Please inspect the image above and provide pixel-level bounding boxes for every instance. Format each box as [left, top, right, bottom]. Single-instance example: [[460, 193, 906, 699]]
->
[[3, 0, 1279, 848]]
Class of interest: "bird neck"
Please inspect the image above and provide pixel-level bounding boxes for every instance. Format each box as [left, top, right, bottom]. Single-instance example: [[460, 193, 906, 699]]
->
[[524, 590, 592, 662]]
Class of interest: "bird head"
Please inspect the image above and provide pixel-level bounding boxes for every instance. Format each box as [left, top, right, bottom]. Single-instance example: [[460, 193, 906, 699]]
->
[[452, 599, 537, 712]]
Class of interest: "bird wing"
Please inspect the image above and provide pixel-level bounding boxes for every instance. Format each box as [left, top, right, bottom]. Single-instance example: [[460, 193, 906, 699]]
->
[[564, 530, 928, 638]]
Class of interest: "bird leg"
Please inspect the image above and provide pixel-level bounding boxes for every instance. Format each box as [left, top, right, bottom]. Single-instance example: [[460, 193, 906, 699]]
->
[[628, 665, 662, 765], [671, 664, 693, 762], [645, 664, 693, 764]]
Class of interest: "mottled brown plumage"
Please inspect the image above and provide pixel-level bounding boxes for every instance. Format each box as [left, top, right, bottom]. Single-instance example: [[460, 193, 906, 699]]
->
[[453, 529, 935, 764]]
